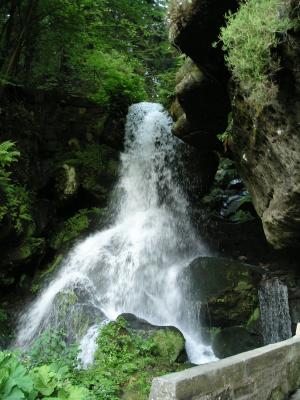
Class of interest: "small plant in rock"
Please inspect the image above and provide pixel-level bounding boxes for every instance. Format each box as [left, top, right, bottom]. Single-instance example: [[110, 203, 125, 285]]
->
[[219, 0, 295, 109]]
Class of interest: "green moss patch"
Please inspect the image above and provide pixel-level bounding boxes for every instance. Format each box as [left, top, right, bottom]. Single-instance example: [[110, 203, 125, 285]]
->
[[50, 208, 107, 251], [75, 317, 187, 400]]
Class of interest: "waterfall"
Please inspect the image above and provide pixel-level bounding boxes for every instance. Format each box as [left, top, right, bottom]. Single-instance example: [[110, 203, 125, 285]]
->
[[16, 102, 215, 365], [258, 277, 292, 344]]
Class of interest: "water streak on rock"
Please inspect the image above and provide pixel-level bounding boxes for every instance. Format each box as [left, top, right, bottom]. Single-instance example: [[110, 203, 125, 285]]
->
[[259, 278, 292, 344]]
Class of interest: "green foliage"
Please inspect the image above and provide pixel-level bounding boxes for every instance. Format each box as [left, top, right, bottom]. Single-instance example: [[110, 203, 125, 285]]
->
[[0, 350, 91, 400], [80, 51, 147, 106], [220, 0, 294, 108], [230, 209, 255, 223], [0, 351, 34, 400], [217, 113, 233, 152], [50, 211, 89, 251], [75, 317, 185, 400], [31, 364, 91, 400], [0, 0, 174, 104], [155, 55, 184, 106], [0, 141, 32, 233], [25, 330, 79, 370], [0, 141, 20, 168], [3, 319, 185, 400], [50, 208, 106, 251]]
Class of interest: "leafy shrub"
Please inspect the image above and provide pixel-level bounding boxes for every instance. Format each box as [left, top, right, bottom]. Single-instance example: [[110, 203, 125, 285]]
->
[[0, 350, 91, 400], [0, 351, 34, 399], [25, 330, 79, 370], [0, 141, 20, 168], [75, 317, 185, 400], [0, 141, 32, 233], [220, 0, 294, 108], [80, 51, 147, 106], [30, 364, 91, 400]]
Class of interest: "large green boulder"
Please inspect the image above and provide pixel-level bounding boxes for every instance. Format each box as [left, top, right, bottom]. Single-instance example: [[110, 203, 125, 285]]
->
[[120, 313, 188, 362], [82, 315, 187, 400]]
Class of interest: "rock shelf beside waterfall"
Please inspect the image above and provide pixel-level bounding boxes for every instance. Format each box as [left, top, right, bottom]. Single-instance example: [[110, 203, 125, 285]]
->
[[180, 256, 265, 358]]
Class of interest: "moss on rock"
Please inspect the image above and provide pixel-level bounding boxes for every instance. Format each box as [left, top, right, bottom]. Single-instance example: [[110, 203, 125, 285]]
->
[[50, 208, 107, 251], [55, 144, 119, 204], [76, 316, 187, 400]]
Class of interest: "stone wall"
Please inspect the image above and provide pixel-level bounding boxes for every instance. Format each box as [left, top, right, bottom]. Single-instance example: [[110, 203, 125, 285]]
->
[[150, 333, 300, 400]]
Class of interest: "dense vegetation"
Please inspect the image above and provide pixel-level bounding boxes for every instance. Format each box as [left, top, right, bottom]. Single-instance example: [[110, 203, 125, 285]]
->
[[0, 2, 186, 398], [0, 0, 176, 293], [0, 0, 176, 105], [219, 0, 294, 109], [0, 317, 186, 400]]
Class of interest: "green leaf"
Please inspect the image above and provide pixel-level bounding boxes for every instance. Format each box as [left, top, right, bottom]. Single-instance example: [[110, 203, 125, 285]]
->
[[4, 386, 26, 400], [68, 387, 90, 400]]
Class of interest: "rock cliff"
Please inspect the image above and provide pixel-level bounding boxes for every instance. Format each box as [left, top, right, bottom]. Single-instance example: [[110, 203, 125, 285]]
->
[[0, 85, 125, 312], [169, 0, 300, 249]]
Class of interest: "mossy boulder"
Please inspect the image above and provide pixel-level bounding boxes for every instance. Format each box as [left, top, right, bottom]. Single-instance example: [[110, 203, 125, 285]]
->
[[83, 316, 187, 400], [34, 284, 106, 343], [120, 313, 188, 362]]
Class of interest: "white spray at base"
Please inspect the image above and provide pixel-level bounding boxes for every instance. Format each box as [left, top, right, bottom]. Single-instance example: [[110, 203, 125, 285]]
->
[[16, 103, 216, 366]]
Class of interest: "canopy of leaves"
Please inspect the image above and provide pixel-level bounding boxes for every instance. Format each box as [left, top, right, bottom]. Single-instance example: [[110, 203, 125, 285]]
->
[[0, 0, 175, 106]]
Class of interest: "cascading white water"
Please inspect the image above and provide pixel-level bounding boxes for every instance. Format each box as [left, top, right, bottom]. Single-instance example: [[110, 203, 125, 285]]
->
[[258, 277, 292, 345], [16, 102, 215, 365]]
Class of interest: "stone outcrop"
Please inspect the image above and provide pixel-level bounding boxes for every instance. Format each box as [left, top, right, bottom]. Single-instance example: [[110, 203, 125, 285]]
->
[[169, 0, 300, 249]]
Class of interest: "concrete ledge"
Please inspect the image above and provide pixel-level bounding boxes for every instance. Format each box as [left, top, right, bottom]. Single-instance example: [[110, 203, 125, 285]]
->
[[150, 336, 300, 400]]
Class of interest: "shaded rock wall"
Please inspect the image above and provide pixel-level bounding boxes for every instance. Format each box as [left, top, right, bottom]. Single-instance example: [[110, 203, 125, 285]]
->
[[230, 14, 300, 248], [0, 85, 125, 293], [180, 256, 264, 358], [169, 0, 300, 249]]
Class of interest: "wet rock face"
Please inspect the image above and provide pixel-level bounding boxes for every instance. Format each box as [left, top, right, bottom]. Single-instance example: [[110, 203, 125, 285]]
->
[[169, 0, 300, 249], [172, 58, 228, 151], [180, 257, 264, 358], [169, 0, 238, 77], [169, 0, 238, 153]]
